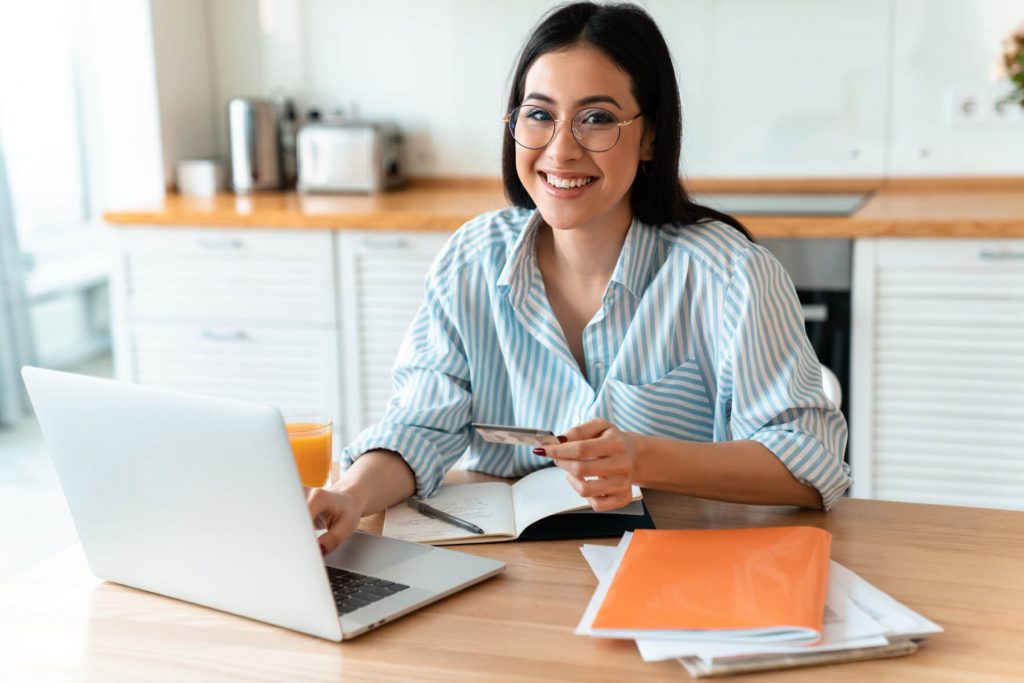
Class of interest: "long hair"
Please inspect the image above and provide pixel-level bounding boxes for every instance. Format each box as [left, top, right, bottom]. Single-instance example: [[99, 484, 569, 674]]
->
[[501, 2, 752, 241]]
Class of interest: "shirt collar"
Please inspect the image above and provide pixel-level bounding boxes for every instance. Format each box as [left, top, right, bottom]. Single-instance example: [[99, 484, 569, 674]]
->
[[496, 209, 543, 302], [495, 211, 655, 302], [608, 216, 655, 300]]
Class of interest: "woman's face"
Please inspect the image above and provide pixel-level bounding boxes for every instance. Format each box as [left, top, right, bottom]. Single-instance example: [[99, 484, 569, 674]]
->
[[515, 44, 652, 234]]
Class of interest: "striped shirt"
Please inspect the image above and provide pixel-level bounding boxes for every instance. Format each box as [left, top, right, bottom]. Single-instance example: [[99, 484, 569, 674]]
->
[[341, 208, 852, 509]]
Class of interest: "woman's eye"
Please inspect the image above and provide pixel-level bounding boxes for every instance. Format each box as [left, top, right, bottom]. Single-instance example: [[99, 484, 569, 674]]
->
[[526, 109, 552, 121], [580, 110, 615, 125]]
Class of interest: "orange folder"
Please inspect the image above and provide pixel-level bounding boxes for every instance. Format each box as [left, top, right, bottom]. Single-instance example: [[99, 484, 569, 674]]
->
[[592, 527, 831, 634]]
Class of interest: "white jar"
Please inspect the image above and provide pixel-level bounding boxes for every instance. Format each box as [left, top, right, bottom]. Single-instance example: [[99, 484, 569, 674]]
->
[[176, 159, 226, 197]]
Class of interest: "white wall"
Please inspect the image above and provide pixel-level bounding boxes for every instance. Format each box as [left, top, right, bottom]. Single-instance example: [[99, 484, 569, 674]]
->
[[150, 0, 219, 187], [153, 0, 1024, 180]]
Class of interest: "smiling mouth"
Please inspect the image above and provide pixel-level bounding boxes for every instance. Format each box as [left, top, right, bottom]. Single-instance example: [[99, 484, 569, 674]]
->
[[541, 172, 597, 190]]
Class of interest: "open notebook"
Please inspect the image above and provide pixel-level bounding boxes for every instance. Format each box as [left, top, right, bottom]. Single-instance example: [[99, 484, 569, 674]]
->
[[382, 466, 647, 545]]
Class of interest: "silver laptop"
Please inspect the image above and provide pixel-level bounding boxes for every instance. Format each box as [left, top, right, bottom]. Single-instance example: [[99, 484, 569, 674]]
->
[[21, 366, 504, 641]]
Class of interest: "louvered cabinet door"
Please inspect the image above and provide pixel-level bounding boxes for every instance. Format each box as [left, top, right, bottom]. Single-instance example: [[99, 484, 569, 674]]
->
[[337, 232, 450, 436], [851, 239, 1024, 510]]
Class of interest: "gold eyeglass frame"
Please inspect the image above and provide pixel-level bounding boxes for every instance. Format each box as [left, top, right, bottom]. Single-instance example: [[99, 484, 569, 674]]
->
[[502, 105, 644, 152]]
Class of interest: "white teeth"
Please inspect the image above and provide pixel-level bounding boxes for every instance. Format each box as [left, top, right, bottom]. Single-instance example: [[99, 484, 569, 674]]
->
[[545, 173, 594, 189]]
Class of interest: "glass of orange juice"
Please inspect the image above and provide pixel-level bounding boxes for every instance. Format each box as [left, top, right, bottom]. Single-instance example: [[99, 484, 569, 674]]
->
[[285, 416, 333, 488]]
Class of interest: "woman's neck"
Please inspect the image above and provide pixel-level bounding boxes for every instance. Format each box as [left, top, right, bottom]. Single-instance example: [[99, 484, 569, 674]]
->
[[536, 214, 632, 287]]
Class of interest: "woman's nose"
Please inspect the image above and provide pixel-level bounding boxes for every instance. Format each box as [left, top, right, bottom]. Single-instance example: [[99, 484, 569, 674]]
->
[[545, 120, 583, 163]]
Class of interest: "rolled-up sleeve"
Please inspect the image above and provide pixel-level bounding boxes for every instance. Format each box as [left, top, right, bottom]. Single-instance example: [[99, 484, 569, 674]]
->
[[714, 246, 852, 509], [340, 266, 472, 498]]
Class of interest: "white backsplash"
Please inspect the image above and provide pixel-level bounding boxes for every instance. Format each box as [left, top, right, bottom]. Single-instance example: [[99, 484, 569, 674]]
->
[[153, 0, 1024, 180]]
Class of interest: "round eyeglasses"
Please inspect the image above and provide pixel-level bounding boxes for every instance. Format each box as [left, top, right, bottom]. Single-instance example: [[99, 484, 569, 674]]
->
[[502, 105, 643, 153]]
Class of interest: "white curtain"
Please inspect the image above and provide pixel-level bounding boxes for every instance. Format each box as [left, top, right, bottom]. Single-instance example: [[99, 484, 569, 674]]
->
[[0, 145, 36, 427]]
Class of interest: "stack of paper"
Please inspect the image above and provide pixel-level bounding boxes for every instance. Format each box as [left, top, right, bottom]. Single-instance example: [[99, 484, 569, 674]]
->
[[577, 531, 942, 677]]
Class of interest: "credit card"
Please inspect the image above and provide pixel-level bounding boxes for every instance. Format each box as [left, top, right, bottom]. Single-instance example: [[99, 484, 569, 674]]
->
[[472, 422, 559, 446]]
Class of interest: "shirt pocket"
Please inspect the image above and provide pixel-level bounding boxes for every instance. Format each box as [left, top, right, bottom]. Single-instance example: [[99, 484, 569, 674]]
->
[[603, 360, 715, 442]]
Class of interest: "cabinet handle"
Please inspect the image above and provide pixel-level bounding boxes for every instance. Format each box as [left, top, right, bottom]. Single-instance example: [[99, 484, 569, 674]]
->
[[978, 249, 1024, 261], [360, 236, 407, 249], [201, 329, 249, 342], [196, 236, 245, 250], [801, 303, 829, 323]]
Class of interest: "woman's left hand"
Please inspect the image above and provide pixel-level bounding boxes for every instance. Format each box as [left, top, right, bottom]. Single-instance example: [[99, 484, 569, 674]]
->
[[534, 418, 640, 512]]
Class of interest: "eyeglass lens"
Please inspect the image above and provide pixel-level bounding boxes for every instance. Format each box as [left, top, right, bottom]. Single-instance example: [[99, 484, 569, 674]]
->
[[507, 105, 622, 152]]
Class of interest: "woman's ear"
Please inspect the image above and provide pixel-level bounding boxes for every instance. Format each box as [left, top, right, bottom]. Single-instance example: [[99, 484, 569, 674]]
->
[[640, 123, 655, 161]]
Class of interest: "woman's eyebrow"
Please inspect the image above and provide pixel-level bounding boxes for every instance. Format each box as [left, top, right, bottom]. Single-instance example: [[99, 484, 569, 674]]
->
[[523, 92, 623, 109]]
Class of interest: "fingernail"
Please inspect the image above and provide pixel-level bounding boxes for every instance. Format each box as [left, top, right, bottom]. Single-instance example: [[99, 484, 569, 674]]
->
[[557, 435, 568, 444], [319, 543, 327, 556], [532, 447, 547, 456]]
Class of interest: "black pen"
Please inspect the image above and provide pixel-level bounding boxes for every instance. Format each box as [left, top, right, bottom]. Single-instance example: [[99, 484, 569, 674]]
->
[[406, 497, 485, 535]]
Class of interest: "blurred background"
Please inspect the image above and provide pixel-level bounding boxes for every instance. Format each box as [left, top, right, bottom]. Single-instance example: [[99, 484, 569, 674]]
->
[[2, 0, 1023, 578]]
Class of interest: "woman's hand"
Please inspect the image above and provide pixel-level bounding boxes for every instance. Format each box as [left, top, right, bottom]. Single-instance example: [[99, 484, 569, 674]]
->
[[307, 486, 364, 555], [535, 418, 640, 512]]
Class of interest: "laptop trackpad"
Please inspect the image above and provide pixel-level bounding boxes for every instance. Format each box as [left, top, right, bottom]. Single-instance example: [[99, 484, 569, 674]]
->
[[325, 531, 432, 575]]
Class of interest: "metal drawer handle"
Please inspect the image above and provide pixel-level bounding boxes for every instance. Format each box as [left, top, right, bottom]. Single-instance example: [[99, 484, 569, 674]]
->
[[196, 237, 245, 250], [978, 249, 1024, 261], [201, 329, 250, 342], [360, 236, 407, 249], [801, 304, 829, 323]]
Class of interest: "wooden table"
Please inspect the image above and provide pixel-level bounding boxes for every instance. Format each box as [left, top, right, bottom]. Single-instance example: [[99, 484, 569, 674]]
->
[[2, 490, 1022, 682]]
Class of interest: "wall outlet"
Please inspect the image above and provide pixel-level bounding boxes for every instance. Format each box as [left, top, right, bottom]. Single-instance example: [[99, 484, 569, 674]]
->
[[946, 86, 1024, 128]]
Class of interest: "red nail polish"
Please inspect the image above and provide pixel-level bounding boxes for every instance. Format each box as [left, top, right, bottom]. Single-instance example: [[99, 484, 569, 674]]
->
[[557, 435, 568, 444], [532, 447, 547, 456]]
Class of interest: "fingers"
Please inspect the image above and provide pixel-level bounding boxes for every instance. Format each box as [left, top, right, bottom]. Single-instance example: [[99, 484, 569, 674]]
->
[[587, 490, 634, 513], [307, 488, 359, 555], [539, 427, 625, 462], [318, 514, 358, 556], [563, 471, 631, 499], [560, 417, 613, 443], [552, 452, 629, 479], [307, 488, 331, 526]]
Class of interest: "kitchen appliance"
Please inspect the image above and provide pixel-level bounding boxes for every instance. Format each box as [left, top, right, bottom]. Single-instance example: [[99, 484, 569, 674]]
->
[[227, 97, 282, 193], [297, 122, 404, 194]]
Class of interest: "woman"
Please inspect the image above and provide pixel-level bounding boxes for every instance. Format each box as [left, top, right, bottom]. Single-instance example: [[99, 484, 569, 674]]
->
[[310, 2, 850, 554]]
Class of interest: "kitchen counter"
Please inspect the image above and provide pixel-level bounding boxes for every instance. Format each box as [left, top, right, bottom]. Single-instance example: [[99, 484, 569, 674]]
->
[[103, 177, 1024, 238]]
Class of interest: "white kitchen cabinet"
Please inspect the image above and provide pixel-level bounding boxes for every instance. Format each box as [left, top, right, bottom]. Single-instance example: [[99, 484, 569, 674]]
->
[[337, 231, 450, 437], [112, 226, 344, 445], [851, 238, 1024, 510]]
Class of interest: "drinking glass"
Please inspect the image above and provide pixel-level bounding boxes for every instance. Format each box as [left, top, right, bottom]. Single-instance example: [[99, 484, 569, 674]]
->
[[285, 416, 333, 488]]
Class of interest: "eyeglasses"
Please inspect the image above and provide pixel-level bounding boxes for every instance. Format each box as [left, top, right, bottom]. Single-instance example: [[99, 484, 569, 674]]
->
[[502, 104, 643, 153]]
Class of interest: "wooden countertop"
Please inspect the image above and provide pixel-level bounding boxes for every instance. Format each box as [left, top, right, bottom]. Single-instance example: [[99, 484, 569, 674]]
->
[[4, 483, 1024, 682], [103, 177, 1024, 238]]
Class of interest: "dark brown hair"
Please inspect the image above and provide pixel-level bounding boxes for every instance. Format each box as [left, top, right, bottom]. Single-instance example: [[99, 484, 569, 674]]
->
[[501, 2, 752, 240]]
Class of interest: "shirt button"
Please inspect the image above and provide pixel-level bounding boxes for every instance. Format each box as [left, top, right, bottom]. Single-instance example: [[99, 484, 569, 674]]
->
[[594, 361, 605, 369], [572, 414, 582, 423]]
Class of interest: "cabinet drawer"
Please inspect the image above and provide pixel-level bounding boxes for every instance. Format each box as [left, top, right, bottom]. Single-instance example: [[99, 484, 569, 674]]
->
[[129, 323, 342, 437], [118, 228, 336, 324]]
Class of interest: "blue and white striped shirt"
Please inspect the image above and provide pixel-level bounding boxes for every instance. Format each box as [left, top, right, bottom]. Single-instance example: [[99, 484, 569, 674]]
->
[[341, 208, 851, 509]]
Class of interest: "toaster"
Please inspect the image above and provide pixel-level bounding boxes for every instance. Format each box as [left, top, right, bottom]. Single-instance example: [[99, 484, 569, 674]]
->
[[296, 122, 405, 193]]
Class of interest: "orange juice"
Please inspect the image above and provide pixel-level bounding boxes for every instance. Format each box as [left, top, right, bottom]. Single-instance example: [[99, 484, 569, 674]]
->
[[286, 420, 332, 487]]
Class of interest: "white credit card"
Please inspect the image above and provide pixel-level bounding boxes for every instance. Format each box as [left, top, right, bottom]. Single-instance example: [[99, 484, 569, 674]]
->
[[472, 422, 559, 446]]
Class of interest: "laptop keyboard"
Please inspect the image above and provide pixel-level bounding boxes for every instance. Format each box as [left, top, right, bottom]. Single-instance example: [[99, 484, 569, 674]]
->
[[326, 567, 410, 615]]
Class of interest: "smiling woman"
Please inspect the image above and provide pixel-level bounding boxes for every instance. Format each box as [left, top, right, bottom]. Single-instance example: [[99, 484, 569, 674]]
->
[[309, 2, 851, 555]]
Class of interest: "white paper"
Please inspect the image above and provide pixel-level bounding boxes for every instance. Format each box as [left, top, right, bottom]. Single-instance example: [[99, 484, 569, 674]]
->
[[382, 481, 515, 542], [828, 562, 943, 639], [575, 533, 634, 637]]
